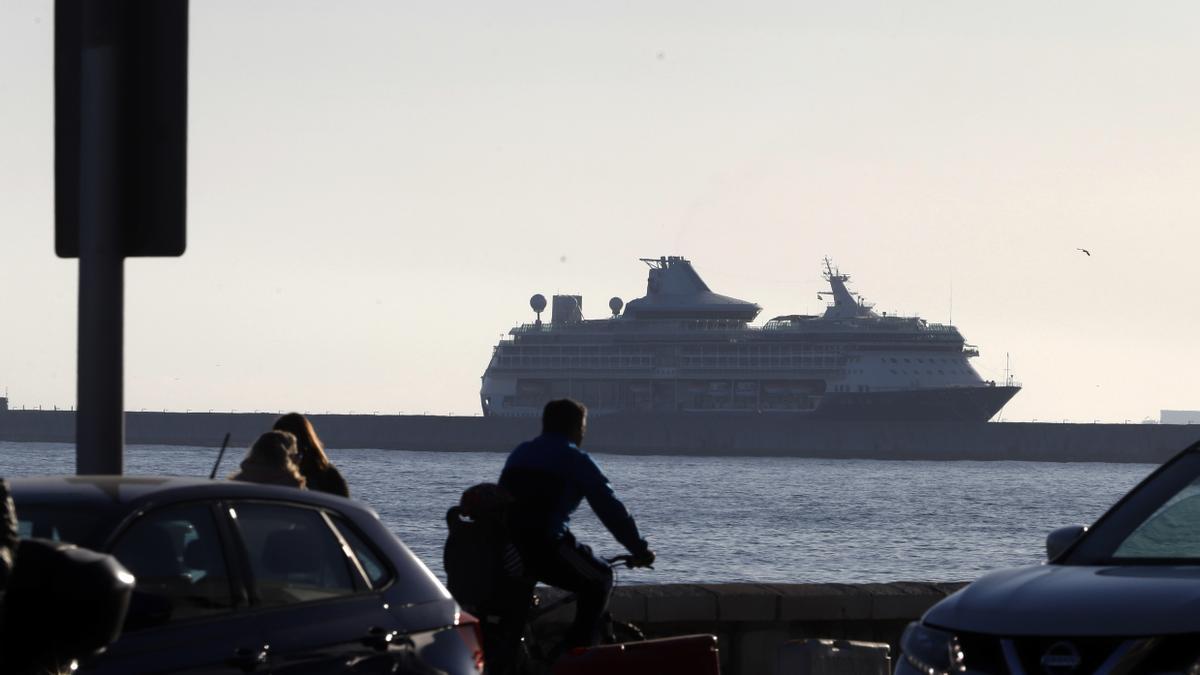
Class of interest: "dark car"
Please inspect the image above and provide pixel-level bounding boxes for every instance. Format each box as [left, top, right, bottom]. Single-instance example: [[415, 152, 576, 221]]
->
[[897, 441, 1200, 675], [10, 476, 484, 674]]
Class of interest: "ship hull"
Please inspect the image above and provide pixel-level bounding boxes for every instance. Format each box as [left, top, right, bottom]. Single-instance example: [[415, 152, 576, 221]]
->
[[811, 385, 1020, 422]]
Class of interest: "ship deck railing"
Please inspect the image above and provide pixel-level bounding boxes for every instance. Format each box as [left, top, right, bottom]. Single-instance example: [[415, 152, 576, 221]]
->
[[848, 381, 1022, 392], [508, 321, 964, 338]]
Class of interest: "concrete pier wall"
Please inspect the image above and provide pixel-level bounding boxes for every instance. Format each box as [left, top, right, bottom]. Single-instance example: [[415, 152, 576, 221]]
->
[[2, 407, 1198, 462], [534, 582, 967, 675]]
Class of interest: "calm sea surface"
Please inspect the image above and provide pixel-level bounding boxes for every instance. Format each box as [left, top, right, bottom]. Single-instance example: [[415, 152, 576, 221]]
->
[[0, 442, 1154, 584]]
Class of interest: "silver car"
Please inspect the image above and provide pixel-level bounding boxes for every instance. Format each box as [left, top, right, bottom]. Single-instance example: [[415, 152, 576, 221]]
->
[[897, 440, 1200, 675]]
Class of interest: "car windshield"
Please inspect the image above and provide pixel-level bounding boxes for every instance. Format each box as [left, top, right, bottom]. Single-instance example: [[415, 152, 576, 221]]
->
[[1112, 479, 1200, 559], [16, 505, 107, 547], [1067, 450, 1200, 564]]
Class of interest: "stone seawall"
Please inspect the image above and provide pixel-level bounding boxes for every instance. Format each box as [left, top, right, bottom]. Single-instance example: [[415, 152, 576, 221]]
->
[[534, 581, 967, 675], [2, 408, 1198, 461]]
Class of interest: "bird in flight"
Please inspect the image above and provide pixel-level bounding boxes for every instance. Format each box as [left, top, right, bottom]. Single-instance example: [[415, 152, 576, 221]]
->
[[1076, 248, 1091, 256]]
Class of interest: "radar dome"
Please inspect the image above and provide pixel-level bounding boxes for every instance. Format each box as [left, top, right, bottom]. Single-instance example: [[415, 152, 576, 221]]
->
[[530, 294, 547, 313], [609, 296, 624, 316]]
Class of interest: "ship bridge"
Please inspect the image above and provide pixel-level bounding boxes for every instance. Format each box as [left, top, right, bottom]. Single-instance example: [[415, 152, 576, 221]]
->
[[621, 256, 761, 321]]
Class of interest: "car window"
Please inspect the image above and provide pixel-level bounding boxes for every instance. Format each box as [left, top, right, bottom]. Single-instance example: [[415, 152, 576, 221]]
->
[[1114, 480, 1200, 559], [16, 505, 103, 544], [110, 502, 236, 630], [1066, 452, 1200, 565], [231, 502, 357, 606], [332, 517, 393, 589]]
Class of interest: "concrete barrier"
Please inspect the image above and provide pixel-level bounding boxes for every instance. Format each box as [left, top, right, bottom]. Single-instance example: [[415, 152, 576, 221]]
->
[[3, 408, 1199, 462], [534, 582, 967, 675]]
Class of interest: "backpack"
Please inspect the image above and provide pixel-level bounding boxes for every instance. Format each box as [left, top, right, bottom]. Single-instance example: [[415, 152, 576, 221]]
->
[[443, 484, 524, 613]]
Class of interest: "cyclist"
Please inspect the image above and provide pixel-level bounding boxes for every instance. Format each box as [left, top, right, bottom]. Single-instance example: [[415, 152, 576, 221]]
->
[[499, 399, 655, 651]]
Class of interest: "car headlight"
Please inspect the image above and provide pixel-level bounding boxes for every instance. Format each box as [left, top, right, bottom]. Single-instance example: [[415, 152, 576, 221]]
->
[[900, 622, 966, 674]]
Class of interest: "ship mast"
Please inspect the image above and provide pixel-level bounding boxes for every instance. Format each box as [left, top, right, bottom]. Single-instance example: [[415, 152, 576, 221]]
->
[[818, 257, 875, 319]]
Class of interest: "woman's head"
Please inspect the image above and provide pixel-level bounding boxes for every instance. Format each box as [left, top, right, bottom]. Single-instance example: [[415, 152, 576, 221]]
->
[[273, 412, 330, 471], [241, 430, 306, 487]]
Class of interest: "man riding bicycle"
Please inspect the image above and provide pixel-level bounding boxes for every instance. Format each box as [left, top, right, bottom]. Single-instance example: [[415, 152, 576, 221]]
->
[[499, 399, 655, 650]]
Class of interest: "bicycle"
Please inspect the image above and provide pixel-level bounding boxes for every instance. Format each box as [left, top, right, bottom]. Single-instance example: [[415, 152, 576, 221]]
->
[[514, 555, 720, 675], [517, 555, 648, 669]]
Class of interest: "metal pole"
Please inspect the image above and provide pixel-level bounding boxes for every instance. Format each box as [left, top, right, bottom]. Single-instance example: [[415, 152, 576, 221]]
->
[[76, 0, 125, 475]]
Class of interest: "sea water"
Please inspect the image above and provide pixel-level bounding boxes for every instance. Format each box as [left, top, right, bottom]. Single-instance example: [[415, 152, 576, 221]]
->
[[0, 441, 1152, 584]]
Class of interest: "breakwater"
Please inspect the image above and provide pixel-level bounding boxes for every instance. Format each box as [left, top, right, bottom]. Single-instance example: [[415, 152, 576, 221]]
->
[[1, 407, 1196, 461], [535, 581, 967, 675]]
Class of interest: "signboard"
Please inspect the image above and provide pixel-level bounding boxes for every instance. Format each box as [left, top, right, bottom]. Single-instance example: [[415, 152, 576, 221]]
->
[[55, 0, 188, 258]]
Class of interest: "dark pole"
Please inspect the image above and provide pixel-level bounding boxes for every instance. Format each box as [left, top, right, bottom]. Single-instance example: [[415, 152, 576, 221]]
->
[[59, 0, 186, 474], [75, 0, 125, 475]]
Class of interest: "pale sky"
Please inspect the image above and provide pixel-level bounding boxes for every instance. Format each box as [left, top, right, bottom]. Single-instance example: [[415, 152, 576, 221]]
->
[[2, 1, 1198, 422]]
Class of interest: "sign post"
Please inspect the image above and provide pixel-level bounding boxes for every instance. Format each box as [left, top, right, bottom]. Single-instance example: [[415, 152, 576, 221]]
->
[[56, 0, 188, 475]]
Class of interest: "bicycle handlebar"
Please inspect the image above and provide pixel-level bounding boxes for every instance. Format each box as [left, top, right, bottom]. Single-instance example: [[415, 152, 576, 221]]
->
[[606, 554, 654, 570]]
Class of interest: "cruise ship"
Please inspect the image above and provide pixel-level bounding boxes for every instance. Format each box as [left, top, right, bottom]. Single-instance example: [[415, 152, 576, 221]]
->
[[480, 257, 1019, 421]]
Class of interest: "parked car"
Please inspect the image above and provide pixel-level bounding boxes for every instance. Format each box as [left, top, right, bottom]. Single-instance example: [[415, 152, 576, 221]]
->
[[10, 476, 484, 674], [897, 440, 1200, 674]]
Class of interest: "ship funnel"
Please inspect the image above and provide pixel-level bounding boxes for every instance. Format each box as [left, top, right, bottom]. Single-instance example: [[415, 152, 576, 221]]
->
[[623, 256, 761, 321], [551, 295, 583, 324], [643, 256, 710, 295]]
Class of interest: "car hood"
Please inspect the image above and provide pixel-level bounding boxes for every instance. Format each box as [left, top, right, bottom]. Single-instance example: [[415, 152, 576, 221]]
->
[[926, 564, 1200, 635]]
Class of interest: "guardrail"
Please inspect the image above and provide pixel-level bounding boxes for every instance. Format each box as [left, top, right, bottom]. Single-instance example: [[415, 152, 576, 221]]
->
[[534, 581, 967, 675]]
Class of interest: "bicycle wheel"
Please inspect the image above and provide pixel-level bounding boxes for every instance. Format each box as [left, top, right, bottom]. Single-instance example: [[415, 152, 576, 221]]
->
[[607, 618, 645, 644]]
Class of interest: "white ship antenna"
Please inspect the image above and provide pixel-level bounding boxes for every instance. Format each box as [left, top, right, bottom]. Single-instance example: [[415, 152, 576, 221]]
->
[[821, 256, 844, 283]]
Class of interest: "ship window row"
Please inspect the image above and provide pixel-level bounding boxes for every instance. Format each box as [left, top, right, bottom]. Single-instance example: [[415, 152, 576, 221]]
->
[[880, 356, 968, 365], [679, 344, 839, 356], [495, 354, 840, 369], [678, 355, 839, 368], [502, 345, 655, 357], [504, 378, 824, 413], [889, 369, 969, 376], [497, 355, 654, 368], [502, 344, 839, 357]]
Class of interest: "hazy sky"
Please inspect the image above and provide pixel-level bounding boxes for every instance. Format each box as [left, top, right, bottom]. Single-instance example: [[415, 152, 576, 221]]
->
[[2, 1, 1198, 422]]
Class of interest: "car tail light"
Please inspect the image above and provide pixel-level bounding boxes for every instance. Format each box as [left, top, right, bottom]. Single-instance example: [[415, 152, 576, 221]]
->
[[454, 610, 485, 672]]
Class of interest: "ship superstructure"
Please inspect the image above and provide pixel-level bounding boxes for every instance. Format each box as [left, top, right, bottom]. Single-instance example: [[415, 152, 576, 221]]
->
[[480, 256, 1019, 421]]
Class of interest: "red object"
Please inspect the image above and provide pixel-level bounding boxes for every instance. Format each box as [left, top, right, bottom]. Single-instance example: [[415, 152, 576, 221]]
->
[[454, 610, 485, 672], [551, 634, 720, 675]]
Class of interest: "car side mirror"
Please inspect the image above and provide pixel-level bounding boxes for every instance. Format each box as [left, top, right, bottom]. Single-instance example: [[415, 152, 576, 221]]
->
[[1, 538, 135, 670], [1046, 525, 1087, 561]]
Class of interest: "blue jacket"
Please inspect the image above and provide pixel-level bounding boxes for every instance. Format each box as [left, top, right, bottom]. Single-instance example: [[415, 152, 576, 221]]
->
[[499, 432, 647, 555]]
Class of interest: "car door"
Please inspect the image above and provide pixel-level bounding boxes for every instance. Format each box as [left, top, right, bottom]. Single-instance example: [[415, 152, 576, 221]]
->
[[84, 501, 270, 675], [226, 501, 404, 674]]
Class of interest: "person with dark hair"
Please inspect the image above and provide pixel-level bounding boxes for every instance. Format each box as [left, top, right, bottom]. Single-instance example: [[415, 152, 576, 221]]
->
[[273, 413, 349, 497], [230, 430, 306, 488], [498, 398, 654, 649]]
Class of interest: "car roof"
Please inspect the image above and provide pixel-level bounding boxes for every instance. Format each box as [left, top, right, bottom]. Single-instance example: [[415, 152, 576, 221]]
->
[[9, 475, 376, 518]]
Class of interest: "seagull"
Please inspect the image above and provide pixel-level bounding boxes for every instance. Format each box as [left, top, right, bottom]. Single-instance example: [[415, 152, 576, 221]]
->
[[1076, 248, 1091, 256]]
